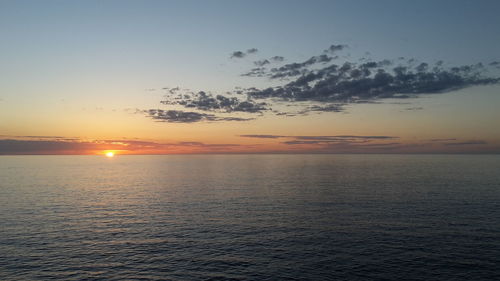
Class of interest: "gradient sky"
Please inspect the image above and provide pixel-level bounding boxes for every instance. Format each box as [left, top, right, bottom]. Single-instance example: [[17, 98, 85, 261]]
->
[[1, 0, 500, 154]]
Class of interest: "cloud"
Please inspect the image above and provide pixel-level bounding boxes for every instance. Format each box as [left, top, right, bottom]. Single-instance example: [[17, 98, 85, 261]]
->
[[278, 135, 407, 152], [246, 61, 499, 103], [429, 138, 457, 142], [241, 67, 268, 77], [253, 56, 285, 67], [271, 56, 285, 62], [15, 135, 66, 139], [158, 43, 500, 121], [324, 44, 347, 53], [294, 135, 397, 140], [404, 107, 424, 111], [161, 91, 268, 113], [0, 135, 81, 141], [0, 137, 246, 154], [0, 139, 94, 154], [239, 134, 397, 141], [237, 134, 440, 152], [240, 134, 286, 139], [280, 135, 398, 145], [235, 44, 499, 105], [143, 109, 254, 123], [247, 48, 258, 54], [443, 140, 487, 146], [176, 141, 241, 149], [0, 138, 163, 154], [99, 139, 165, 149], [230, 51, 246, 59], [236, 134, 499, 153], [254, 59, 270, 66], [300, 104, 345, 113], [230, 48, 258, 59], [425, 138, 487, 146], [2, 135, 496, 155], [266, 54, 335, 79]]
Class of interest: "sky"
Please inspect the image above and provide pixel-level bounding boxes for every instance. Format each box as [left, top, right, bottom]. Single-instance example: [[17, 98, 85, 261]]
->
[[1, 0, 500, 155]]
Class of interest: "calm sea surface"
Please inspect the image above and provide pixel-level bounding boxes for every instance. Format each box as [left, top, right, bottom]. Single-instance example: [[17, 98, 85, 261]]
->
[[1, 155, 499, 280]]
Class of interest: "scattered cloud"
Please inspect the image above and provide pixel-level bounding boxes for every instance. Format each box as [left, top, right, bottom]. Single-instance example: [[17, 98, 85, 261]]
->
[[324, 44, 347, 53], [253, 56, 285, 67], [156, 43, 500, 122], [230, 48, 258, 59], [241, 67, 267, 77], [254, 59, 270, 66], [271, 56, 285, 62], [230, 51, 246, 59], [247, 48, 258, 54], [265, 54, 335, 79]]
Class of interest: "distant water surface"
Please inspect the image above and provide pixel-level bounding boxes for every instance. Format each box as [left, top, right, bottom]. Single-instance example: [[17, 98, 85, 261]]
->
[[1, 155, 499, 280]]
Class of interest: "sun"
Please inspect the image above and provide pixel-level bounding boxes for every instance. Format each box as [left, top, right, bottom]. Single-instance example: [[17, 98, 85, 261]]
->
[[105, 151, 114, 157]]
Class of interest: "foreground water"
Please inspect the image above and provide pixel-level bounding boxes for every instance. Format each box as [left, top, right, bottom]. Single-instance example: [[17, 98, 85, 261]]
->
[[1, 155, 499, 280]]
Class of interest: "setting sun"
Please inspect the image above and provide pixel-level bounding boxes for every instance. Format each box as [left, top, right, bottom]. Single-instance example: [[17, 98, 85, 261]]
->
[[106, 152, 114, 157]]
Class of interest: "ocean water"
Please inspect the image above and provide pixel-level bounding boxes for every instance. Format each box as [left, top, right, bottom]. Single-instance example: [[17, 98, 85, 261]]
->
[[1, 154, 499, 280]]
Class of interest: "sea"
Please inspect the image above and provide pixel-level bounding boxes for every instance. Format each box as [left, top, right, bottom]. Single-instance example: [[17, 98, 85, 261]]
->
[[1, 154, 499, 280]]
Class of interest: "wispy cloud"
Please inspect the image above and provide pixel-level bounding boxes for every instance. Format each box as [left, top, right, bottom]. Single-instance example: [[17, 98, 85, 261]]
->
[[240, 135, 400, 148], [404, 107, 424, 111], [240, 135, 397, 140], [429, 138, 457, 142], [239, 134, 287, 139], [238, 134, 498, 153]]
